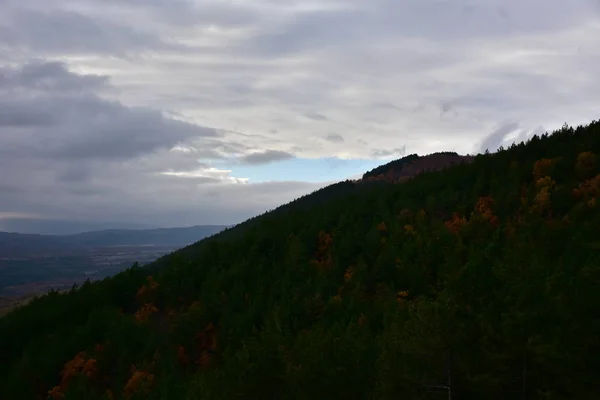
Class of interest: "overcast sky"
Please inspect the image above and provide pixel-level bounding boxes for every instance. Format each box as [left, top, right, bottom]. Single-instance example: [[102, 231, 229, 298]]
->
[[1, 0, 599, 233]]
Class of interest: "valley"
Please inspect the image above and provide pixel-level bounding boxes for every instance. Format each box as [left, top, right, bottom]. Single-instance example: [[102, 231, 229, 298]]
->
[[0, 244, 179, 298]]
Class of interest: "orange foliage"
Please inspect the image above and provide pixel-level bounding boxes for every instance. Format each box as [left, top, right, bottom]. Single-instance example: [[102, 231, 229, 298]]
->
[[134, 303, 159, 323], [396, 290, 409, 304], [196, 322, 218, 353], [123, 368, 154, 399], [475, 196, 494, 214], [48, 385, 64, 399], [535, 176, 555, 189], [343, 266, 355, 282], [573, 175, 600, 199], [404, 224, 415, 235], [534, 188, 551, 211], [376, 221, 387, 232], [445, 213, 467, 234], [311, 230, 334, 269], [472, 196, 498, 226], [191, 323, 217, 369], [135, 285, 147, 300], [136, 276, 160, 302], [51, 350, 99, 397], [530, 174, 557, 213], [60, 351, 87, 389], [82, 358, 98, 378]]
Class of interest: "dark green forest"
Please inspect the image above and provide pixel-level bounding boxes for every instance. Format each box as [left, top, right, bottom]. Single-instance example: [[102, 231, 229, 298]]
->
[[1, 121, 600, 399]]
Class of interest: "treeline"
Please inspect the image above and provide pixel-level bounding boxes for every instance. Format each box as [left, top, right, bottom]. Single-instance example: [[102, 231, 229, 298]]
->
[[1, 121, 600, 399]]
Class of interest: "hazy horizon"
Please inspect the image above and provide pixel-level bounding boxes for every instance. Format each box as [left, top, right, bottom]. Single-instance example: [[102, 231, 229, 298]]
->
[[0, 218, 230, 236]]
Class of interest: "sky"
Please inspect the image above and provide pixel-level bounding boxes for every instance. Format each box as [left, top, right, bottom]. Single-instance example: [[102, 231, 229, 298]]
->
[[1, 0, 600, 233]]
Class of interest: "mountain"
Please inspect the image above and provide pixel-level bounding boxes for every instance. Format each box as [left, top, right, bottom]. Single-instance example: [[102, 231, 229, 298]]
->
[[0, 219, 157, 235], [0, 225, 228, 255], [1, 121, 600, 399], [65, 225, 229, 247]]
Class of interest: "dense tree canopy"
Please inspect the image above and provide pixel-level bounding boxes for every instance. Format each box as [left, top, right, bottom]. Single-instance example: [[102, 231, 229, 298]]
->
[[1, 120, 600, 399]]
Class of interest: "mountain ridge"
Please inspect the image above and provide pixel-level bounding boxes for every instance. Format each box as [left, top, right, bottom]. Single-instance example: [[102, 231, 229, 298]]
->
[[0, 225, 229, 253]]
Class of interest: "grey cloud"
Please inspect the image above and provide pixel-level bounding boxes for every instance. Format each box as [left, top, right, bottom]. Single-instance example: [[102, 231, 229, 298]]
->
[[324, 133, 345, 143], [242, 0, 593, 59], [0, 61, 220, 160], [371, 146, 407, 158], [440, 102, 453, 115], [372, 102, 401, 111], [53, 104, 219, 160], [0, 99, 59, 127], [93, 0, 262, 28], [239, 150, 295, 165], [303, 112, 328, 121], [0, 61, 109, 92], [56, 164, 92, 183], [247, 9, 361, 56], [479, 121, 520, 153], [1, 7, 182, 56]]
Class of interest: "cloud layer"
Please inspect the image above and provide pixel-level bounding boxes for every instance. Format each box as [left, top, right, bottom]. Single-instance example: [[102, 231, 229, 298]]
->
[[1, 0, 599, 231]]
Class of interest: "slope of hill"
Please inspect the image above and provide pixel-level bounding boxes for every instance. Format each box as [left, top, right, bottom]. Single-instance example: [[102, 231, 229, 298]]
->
[[1, 121, 600, 399]]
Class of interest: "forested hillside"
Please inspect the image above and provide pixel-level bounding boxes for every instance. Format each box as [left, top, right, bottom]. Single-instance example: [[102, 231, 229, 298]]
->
[[1, 121, 600, 399]]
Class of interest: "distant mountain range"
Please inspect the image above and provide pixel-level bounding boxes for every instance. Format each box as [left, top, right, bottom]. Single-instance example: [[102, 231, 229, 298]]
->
[[0, 218, 158, 235], [0, 225, 228, 256]]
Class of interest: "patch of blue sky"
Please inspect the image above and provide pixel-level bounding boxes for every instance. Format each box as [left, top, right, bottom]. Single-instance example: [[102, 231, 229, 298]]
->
[[224, 157, 389, 183]]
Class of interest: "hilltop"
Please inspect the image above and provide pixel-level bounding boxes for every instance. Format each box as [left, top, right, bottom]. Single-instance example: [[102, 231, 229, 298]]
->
[[1, 121, 600, 399], [360, 152, 475, 183]]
